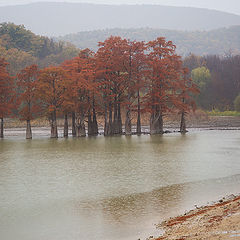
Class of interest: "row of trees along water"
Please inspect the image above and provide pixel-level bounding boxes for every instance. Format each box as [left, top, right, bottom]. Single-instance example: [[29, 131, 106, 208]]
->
[[0, 36, 199, 139]]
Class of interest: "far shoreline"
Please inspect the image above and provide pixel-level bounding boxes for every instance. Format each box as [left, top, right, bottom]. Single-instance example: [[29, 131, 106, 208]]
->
[[2, 125, 240, 139], [2, 114, 240, 139]]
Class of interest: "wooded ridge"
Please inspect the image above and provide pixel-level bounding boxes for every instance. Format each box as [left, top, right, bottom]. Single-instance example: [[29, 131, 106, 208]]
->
[[58, 26, 240, 56], [0, 2, 239, 36], [0, 22, 79, 75]]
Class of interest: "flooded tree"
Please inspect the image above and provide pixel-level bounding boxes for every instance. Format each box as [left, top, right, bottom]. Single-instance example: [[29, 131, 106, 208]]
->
[[96, 37, 129, 135], [62, 49, 97, 137], [0, 58, 13, 138], [145, 38, 180, 134], [179, 68, 199, 133], [36, 66, 69, 138], [1, 36, 200, 139], [123, 40, 146, 135], [17, 64, 39, 139]]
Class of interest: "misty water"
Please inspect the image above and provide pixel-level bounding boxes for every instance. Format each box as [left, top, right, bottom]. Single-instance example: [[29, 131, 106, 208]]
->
[[0, 130, 240, 240]]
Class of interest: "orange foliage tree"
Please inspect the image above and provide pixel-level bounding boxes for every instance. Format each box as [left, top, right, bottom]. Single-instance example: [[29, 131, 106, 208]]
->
[[144, 38, 184, 134], [122, 40, 146, 135], [0, 58, 13, 138], [62, 49, 97, 137], [1, 36, 200, 139], [17, 64, 39, 139], [36, 66, 69, 138], [96, 36, 130, 135]]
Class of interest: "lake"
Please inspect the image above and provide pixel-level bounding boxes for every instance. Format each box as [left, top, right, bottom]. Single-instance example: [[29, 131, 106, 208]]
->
[[0, 129, 240, 240]]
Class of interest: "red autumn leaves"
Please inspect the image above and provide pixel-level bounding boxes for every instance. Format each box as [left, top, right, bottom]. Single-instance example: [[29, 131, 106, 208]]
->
[[0, 36, 198, 138]]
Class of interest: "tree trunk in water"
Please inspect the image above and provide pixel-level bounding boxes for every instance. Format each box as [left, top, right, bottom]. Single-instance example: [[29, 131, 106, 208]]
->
[[77, 111, 86, 137], [117, 103, 122, 134], [125, 109, 131, 135], [136, 90, 141, 135], [64, 114, 68, 138], [87, 104, 98, 136], [180, 112, 187, 133], [158, 114, 163, 134], [150, 111, 163, 135], [87, 111, 93, 136], [92, 104, 98, 135], [150, 113, 156, 135], [50, 110, 58, 138], [0, 118, 4, 138], [107, 103, 113, 135], [104, 104, 109, 136], [26, 119, 32, 139], [113, 101, 122, 135], [77, 123, 86, 137], [72, 112, 76, 137], [113, 98, 118, 134], [136, 112, 141, 135], [88, 117, 98, 136]]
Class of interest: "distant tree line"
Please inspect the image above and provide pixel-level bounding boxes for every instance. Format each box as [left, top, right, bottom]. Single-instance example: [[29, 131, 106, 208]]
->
[[59, 26, 240, 56], [0, 22, 79, 75], [0, 36, 198, 139], [184, 54, 240, 110]]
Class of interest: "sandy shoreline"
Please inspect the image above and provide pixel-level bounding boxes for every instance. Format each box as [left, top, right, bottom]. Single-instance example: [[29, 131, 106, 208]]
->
[[150, 194, 240, 240]]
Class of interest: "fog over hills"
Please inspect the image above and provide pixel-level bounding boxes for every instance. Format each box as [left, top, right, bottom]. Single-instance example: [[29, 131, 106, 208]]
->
[[58, 26, 240, 56], [0, 2, 240, 36]]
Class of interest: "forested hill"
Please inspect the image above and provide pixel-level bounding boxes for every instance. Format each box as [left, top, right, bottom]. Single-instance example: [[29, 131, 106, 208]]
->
[[0, 2, 240, 36], [0, 23, 79, 75], [58, 26, 240, 56]]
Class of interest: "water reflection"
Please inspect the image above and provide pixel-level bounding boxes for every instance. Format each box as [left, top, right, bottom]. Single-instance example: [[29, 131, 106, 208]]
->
[[0, 130, 240, 240]]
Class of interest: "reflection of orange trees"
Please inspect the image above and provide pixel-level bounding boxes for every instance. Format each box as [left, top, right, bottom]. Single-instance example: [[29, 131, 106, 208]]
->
[[4, 36, 199, 138]]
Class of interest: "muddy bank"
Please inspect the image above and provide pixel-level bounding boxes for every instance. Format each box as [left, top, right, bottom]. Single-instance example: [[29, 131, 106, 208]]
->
[[150, 194, 240, 240], [3, 115, 240, 131], [2, 116, 240, 138], [4, 115, 240, 129], [164, 115, 240, 129]]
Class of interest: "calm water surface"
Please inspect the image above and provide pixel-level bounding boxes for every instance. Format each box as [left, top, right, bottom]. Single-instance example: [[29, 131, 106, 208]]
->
[[0, 129, 240, 240]]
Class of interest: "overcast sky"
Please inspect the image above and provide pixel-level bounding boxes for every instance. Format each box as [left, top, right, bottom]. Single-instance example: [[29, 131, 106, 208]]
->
[[0, 0, 240, 15]]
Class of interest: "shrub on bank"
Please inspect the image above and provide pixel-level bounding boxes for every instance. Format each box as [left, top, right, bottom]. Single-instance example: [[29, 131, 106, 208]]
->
[[207, 109, 240, 116], [234, 95, 240, 112]]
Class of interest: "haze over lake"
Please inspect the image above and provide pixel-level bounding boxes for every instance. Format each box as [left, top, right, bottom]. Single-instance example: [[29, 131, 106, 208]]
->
[[1, 130, 240, 239], [1, 0, 240, 239]]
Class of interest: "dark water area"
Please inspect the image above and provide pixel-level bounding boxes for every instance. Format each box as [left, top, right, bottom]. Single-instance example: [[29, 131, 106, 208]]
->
[[0, 129, 240, 240]]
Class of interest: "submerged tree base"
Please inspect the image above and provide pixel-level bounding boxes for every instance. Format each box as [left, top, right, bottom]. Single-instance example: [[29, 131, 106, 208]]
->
[[0, 118, 3, 138], [26, 120, 32, 139]]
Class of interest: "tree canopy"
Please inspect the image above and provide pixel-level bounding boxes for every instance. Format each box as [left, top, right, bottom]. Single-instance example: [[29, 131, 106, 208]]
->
[[0, 22, 79, 75]]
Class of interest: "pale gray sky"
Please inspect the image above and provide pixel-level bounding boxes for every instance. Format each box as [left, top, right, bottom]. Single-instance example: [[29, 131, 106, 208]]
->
[[0, 0, 240, 15]]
